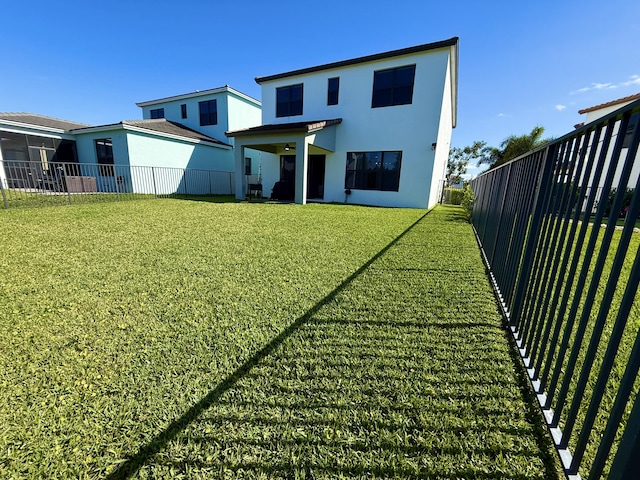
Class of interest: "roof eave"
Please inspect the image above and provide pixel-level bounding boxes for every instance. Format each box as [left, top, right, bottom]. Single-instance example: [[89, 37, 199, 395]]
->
[[450, 40, 458, 129], [578, 92, 640, 114], [0, 119, 70, 135], [226, 118, 342, 138], [255, 37, 459, 84], [72, 123, 232, 149], [136, 86, 261, 108]]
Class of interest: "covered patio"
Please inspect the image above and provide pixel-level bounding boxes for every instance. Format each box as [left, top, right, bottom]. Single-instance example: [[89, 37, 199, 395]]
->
[[227, 118, 342, 204]]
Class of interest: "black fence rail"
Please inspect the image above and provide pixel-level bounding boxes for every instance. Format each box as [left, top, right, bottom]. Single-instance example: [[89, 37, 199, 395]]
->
[[0, 160, 236, 209], [471, 98, 640, 480]]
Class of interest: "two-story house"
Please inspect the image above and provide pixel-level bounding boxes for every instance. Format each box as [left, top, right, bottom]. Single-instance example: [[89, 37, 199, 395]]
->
[[227, 37, 458, 208], [58, 86, 261, 193]]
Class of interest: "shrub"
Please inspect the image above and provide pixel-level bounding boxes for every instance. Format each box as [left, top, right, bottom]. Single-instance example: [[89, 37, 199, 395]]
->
[[461, 184, 476, 222], [446, 188, 464, 205]]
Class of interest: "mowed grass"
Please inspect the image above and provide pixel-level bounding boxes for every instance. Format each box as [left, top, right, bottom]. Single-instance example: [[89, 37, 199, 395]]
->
[[0, 201, 559, 478], [0, 189, 237, 209]]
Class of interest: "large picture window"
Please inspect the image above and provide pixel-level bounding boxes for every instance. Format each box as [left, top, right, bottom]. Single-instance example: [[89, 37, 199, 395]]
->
[[276, 84, 303, 117], [371, 65, 416, 108], [345, 151, 402, 191], [199, 100, 217, 126], [95, 138, 114, 176]]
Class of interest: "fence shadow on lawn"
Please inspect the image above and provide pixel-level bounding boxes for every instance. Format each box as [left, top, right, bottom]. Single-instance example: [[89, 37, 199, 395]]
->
[[107, 205, 560, 479]]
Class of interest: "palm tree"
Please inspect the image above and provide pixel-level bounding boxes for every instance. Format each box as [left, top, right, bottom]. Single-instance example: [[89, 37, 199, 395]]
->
[[491, 125, 547, 168]]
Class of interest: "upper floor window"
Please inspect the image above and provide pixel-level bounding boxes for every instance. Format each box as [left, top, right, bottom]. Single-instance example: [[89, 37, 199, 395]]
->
[[150, 108, 164, 119], [181, 104, 187, 119], [276, 84, 303, 117], [327, 77, 339, 105], [199, 100, 218, 126], [371, 65, 416, 108], [345, 151, 402, 192], [95, 138, 114, 176]]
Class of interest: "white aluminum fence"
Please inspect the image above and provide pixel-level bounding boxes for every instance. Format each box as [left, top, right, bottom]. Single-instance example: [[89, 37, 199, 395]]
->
[[0, 160, 236, 209]]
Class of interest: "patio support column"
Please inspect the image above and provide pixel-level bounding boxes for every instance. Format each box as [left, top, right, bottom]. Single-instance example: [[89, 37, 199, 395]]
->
[[235, 142, 246, 200], [294, 135, 308, 205]]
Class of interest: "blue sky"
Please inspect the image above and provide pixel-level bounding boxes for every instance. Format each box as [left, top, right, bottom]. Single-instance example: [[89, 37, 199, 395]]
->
[[2, 0, 639, 176]]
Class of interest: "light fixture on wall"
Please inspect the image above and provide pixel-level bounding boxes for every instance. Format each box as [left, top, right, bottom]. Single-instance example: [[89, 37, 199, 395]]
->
[[431, 142, 437, 151], [284, 144, 290, 151]]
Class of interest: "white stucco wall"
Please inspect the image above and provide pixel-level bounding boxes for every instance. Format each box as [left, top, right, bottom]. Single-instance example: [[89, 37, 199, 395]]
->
[[430, 60, 453, 207], [258, 47, 454, 208], [584, 100, 638, 123]]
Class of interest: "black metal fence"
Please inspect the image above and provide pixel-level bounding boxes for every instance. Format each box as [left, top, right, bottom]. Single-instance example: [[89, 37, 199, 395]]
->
[[0, 160, 236, 209], [471, 98, 640, 479]]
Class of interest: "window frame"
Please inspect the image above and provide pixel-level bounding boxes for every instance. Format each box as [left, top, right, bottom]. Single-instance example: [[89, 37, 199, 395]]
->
[[244, 157, 252, 176], [345, 151, 402, 192], [150, 108, 165, 119], [371, 65, 416, 108], [181, 104, 187, 119], [276, 83, 304, 117], [199, 99, 218, 126], [327, 77, 339, 106], [95, 138, 114, 177]]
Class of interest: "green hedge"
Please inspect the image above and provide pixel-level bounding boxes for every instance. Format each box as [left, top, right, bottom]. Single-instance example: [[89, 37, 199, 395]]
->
[[444, 188, 464, 205]]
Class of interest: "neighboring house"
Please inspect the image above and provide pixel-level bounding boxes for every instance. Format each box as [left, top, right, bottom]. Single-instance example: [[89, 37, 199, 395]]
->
[[71, 119, 233, 194], [227, 37, 459, 208], [0, 113, 85, 190], [136, 85, 267, 180], [0, 86, 266, 195], [578, 92, 640, 124], [576, 93, 640, 198]]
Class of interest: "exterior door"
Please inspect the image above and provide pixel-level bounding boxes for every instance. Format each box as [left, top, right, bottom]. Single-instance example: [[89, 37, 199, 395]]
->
[[274, 154, 296, 200], [307, 155, 326, 200]]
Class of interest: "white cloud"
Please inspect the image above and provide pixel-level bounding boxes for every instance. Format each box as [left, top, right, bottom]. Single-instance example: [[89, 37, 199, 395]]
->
[[498, 113, 507, 117], [622, 75, 640, 86], [571, 87, 591, 94], [555, 104, 566, 111], [592, 82, 615, 90], [571, 76, 639, 95]]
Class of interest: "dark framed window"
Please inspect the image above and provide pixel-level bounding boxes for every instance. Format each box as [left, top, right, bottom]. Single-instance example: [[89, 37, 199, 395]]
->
[[327, 77, 339, 105], [95, 138, 114, 176], [150, 108, 164, 119], [276, 83, 303, 117], [181, 104, 187, 119], [199, 99, 218, 126], [345, 151, 402, 192], [245, 157, 252, 175], [372, 65, 416, 108]]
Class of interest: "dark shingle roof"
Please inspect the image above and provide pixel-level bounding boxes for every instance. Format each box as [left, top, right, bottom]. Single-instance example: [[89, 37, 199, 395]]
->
[[255, 37, 458, 84], [122, 119, 230, 146], [71, 119, 231, 147], [227, 118, 342, 137], [0, 112, 89, 130]]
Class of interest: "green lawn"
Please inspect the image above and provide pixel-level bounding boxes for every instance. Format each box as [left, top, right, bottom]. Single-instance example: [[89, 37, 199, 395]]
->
[[519, 215, 640, 478], [0, 189, 237, 209], [0, 201, 559, 478]]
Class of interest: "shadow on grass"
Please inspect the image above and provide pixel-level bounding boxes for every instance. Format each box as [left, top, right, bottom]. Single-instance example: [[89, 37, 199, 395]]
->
[[107, 205, 560, 479], [107, 209, 433, 479]]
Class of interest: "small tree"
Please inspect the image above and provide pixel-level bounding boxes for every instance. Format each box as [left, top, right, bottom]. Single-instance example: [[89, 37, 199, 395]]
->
[[447, 141, 497, 185]]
